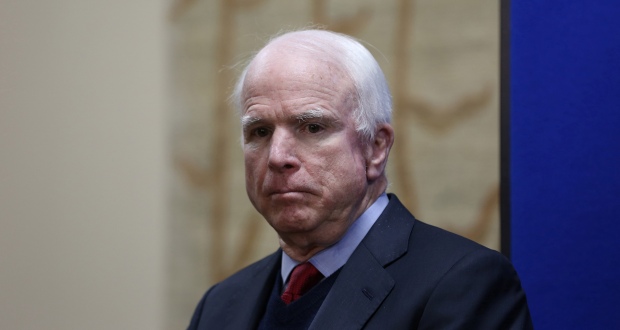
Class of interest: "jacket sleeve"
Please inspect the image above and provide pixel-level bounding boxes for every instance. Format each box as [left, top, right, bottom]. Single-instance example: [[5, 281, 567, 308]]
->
[[418, 249, 533, 329]]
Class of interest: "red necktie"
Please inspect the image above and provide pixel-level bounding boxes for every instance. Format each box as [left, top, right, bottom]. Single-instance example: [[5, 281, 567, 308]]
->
[[281, 262, 324, 304]]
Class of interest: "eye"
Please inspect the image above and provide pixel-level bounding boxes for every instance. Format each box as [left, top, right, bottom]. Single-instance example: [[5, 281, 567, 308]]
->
[[306, 123, 323, 133], [254, 127, 270, 137]]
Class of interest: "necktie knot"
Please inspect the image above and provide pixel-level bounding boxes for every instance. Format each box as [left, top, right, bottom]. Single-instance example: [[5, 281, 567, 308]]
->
[[281, 262, 324, 304]]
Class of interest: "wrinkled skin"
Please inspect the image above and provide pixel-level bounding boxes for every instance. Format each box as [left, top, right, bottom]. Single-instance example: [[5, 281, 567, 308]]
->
[[240, 41, 393, 261]]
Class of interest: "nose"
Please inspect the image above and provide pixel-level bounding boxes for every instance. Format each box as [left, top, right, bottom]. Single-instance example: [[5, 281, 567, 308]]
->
[[268, 128, 300, 172]]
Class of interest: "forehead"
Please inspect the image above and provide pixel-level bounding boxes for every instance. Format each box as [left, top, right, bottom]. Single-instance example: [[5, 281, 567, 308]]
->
[[242, 42, 351, 100]]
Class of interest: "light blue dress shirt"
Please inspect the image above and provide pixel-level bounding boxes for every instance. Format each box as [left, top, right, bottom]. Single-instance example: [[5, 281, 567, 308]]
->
[[281, 193, 389, 286]]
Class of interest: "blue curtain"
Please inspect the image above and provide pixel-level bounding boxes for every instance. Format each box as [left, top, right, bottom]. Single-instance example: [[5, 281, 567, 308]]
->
[[510, 2, 620, 329]]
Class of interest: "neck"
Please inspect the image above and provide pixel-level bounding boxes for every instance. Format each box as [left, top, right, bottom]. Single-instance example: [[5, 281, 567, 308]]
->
[[280, 242, 325, 262]]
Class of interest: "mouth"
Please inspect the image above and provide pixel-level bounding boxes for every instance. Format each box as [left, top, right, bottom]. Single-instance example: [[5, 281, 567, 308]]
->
[[269, 190, 307, 197], [267, 187, 315, 198]]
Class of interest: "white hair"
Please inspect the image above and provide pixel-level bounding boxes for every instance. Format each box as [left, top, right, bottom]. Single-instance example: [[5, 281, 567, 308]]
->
[[231, 29, 392, 141]]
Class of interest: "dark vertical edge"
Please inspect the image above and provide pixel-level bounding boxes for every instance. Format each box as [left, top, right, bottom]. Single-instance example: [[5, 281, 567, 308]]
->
[[500, 0, 512, 259]]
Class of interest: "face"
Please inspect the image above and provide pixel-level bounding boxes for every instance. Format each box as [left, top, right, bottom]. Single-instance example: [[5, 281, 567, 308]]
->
[[241, 47, 373, 252]]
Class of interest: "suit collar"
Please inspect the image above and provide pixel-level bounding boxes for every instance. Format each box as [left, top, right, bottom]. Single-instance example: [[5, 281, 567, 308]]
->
[[360, 194, 415, 266], [310, 194, 416, 329]]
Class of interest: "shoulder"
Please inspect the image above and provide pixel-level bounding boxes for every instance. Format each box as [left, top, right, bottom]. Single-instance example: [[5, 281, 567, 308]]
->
[[406, 218, 516, 284], [413, 223, 532, 328], [380, 194, 500, 265], [411, 219, 495, 257], [413, 220, 517, 283], [205, 250, 280, 298], [187, 251, 280, 329], [378, 194, 518, 294], [376, 197, 532, 327]]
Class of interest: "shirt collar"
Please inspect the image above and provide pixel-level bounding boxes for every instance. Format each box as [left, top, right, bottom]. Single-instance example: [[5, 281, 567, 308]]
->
[[281, 193, 389, 283]]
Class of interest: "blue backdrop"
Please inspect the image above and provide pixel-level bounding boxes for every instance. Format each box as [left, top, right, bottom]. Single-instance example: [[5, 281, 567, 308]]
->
[[510, 1, 620, 329]]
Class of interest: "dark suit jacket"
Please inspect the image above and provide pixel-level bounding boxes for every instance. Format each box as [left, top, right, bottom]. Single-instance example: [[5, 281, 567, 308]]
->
[[188, 194, 533, 329]]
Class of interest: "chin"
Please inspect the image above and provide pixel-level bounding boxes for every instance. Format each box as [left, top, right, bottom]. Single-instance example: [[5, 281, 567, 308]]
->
[[267, 211, 320, 234]]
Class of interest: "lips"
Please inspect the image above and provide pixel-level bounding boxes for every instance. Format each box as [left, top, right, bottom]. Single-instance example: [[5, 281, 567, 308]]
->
[[266, 185, 317, 197], [262, 175, 319, 198], [268, 189, 310, 196]]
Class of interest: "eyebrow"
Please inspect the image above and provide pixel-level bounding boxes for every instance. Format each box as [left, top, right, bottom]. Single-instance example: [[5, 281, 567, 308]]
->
[[241, 115, 261, 130], [241, 109, 326, 130], [295, 109, 324, 122]]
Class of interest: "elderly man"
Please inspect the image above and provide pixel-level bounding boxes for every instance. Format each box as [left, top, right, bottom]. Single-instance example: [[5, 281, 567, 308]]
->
[[188, 29, 532, 329]]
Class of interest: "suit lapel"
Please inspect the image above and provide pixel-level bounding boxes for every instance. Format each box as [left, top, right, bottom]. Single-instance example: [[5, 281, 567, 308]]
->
[[223, 251, 280, 329], [310, 194, 415, 329], [309, 243, 394, 329]]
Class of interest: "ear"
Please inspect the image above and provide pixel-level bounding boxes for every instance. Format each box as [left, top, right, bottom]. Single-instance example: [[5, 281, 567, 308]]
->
[[365, 123, 395, 181]]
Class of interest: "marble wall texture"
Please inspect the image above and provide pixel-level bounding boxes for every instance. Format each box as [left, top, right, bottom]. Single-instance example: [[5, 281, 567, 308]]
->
[[167, 0, 498, 328]]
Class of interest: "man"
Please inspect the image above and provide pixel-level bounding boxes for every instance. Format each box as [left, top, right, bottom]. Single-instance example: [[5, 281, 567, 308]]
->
[[188, 29, 532, 329]]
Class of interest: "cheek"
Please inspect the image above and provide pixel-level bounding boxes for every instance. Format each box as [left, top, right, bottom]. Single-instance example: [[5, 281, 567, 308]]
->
[[312, 147, 366, 187], [244, 151, 263, 184]]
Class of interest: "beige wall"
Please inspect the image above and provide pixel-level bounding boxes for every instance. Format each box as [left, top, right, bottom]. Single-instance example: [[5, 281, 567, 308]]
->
[[0, 1, 499, 328], [168, 1, 499, 328], [0, 1, 167, 329]]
